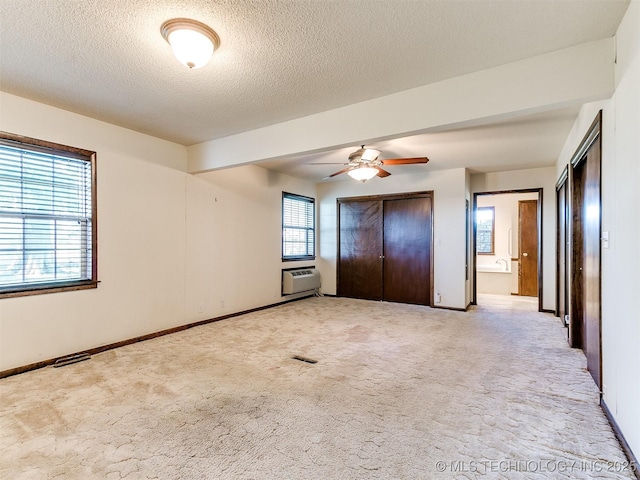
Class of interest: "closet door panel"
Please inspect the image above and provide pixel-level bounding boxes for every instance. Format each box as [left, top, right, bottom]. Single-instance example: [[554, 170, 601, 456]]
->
[[338, 200, 383, 300], [383, 197, 431, 305]]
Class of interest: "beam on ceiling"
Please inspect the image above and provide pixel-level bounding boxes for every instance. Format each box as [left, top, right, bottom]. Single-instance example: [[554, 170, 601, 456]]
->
[[188, 38, 614, 174]]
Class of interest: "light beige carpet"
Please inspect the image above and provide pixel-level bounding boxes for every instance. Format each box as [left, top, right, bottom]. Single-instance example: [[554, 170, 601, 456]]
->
[[0, 296, 635, 479]]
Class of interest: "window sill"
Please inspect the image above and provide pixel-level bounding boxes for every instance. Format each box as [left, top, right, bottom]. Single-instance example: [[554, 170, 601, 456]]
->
[[0, 281, 98, 299], [282, 256, 316, 262]]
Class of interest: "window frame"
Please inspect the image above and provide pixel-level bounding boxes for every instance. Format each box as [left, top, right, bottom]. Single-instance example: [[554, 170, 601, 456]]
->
[[0, 131, 98, 299], [476, 206, 495, 255], [282, 192, 315, 262]]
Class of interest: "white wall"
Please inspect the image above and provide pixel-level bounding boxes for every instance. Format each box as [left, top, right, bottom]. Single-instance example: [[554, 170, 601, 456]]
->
[[0, 92, 188, 371], [185, 165, 316, 321], [471, 167, 556, 310], [555, 0, 640, 461], [317, 168, 467, 309], [0, 93, 318, 372]]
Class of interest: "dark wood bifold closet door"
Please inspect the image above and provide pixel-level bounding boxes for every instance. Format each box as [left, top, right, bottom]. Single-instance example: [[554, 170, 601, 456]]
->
[[383, 197, 431, 305], [338, 192, 433, 306], [338, 200, 383, 300]]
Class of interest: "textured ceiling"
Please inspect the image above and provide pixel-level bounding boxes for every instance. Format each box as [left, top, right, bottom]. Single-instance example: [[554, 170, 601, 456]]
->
[[0, 0, 629, 148]]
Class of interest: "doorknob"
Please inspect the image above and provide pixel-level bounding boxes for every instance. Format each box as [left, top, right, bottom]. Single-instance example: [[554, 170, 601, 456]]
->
[[522, 252, 528, 257]]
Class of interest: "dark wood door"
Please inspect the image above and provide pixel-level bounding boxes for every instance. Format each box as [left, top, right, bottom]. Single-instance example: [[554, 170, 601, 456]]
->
[[557, 180, 569, 324], [570, 163, 586, 348], [338, 200, 383, 300], [518, 200, 538, 297], [582, 140, 602, 388], [383, 197, 431, 305], [569, 112, 602, 390]]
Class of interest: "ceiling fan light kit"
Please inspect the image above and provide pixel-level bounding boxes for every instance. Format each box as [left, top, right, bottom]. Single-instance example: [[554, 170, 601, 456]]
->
[[161, 18, 220, 69], [347, 164, 379, 183]]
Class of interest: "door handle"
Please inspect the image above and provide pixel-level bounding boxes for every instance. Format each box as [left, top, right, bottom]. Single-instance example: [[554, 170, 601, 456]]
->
[[522, 252, 528, 257]]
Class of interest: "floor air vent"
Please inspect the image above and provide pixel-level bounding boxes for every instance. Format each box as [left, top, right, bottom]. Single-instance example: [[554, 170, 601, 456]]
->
[[54, 353, 91, 368], [291, 355, 318, 364]]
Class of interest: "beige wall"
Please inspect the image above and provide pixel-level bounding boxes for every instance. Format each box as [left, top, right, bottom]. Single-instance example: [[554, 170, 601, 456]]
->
[[0, 92, 188, 370], [186, 165, 316, 321], [0, 93, 317, 372]]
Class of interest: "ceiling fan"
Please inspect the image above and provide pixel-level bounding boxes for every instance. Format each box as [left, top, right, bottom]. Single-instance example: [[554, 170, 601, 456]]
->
[[312, 146, 429, 182]]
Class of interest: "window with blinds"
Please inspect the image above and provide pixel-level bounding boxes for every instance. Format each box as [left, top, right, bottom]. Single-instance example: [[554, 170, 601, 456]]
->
[[282, 192, 315, 261], [476, 206, 495, 255], [0, 132, 97, 298]]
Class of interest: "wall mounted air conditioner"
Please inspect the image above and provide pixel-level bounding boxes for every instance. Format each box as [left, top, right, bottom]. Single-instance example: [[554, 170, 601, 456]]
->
[[282, 268, 320, 295]]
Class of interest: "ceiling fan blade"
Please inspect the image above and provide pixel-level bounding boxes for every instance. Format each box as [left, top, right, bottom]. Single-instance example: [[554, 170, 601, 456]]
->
[[323, 167, 352, 179], [381, 157, 429, 165], [307, 162, 348, 165], [376, 167, 392, 178]]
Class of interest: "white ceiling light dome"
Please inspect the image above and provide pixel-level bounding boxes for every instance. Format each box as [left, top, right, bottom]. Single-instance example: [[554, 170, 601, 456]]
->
[[347, 164, 378, 183], [160, 18, 220, 69]]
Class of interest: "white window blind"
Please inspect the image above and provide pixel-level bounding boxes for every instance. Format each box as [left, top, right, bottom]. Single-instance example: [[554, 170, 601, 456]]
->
[[282, 193, 315, 260], [0, 134, 96, 295]]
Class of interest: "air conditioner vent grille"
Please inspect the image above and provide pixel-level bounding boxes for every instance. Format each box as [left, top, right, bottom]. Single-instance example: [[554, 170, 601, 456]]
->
[[292, 270, 313, 276], [282, 268, 320, 294]]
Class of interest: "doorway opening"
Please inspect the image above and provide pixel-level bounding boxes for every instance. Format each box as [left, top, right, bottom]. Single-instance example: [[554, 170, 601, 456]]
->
[[472, 189, 543, 312]]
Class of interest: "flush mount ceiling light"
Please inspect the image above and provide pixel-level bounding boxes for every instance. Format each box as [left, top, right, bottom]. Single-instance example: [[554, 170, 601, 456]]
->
[[160, 18, 220, 69]]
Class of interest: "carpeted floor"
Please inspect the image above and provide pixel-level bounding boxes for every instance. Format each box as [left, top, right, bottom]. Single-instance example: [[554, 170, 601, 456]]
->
[[0, 295, 635, 479]]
